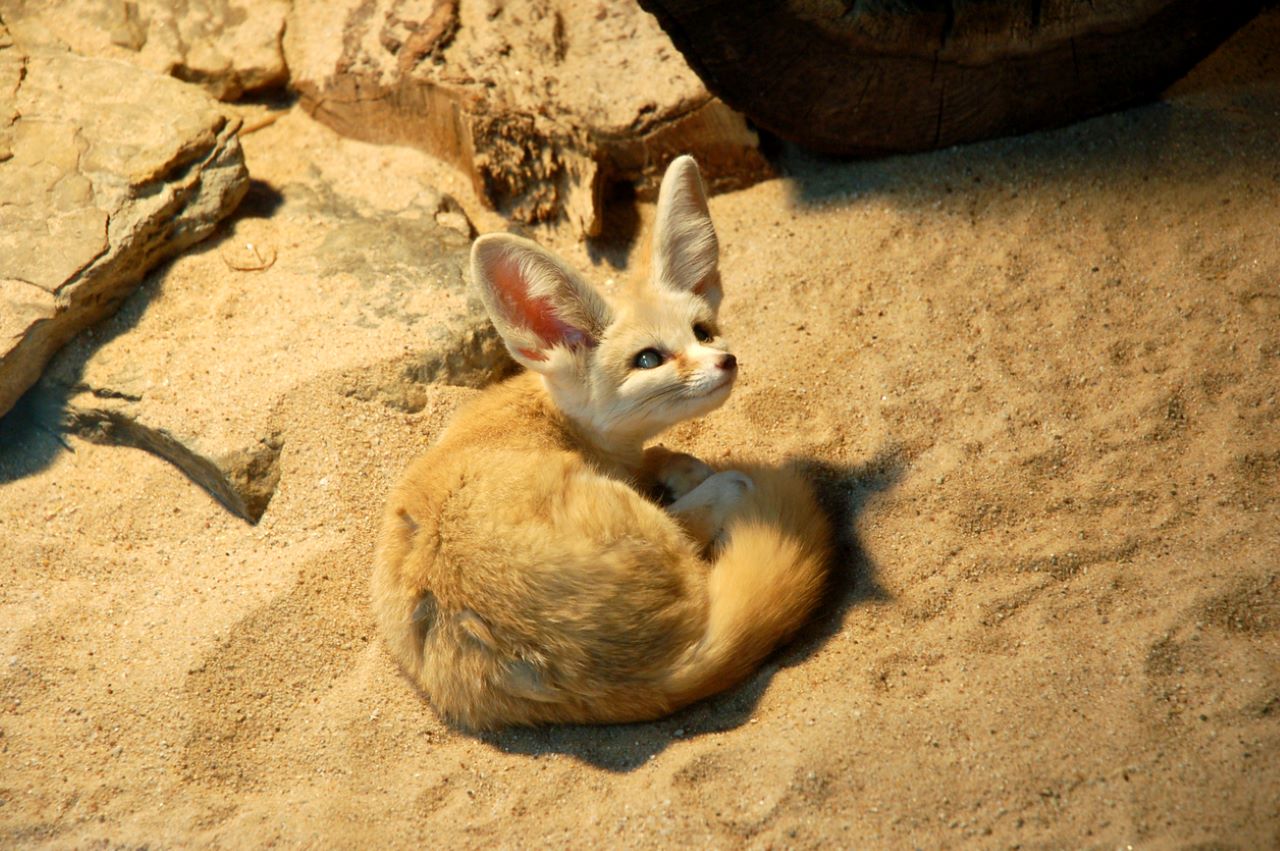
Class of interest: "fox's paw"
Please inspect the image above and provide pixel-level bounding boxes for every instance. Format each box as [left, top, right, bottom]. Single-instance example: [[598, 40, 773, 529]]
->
[[644, 446, 715, 504], [703, 470, 755, 520], [714, 470, 755, 497], [667, 470, 755, 553]]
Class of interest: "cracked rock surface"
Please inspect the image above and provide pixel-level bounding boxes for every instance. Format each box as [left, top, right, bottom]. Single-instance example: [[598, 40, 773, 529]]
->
[[0, 0, 289, 100], [45, 109, 513, 522], [0, 29, 249, 420]]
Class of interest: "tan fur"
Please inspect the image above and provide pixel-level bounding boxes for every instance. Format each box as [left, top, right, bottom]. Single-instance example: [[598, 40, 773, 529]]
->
[[372, 157, 832, 729]]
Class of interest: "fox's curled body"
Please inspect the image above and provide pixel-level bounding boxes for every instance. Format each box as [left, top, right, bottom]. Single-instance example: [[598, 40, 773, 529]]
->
[[373, 157, 832, 729]]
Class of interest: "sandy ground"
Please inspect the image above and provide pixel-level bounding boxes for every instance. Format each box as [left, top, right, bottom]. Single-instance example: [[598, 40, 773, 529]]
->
[[3, 12, 1279, 849]]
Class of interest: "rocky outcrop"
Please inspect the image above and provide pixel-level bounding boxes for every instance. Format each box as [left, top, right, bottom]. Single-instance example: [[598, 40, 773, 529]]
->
[[1, 1, 771, 235], [0, 0, 289, 100], [46, 113, 515, 522], [0, 32, 249, 420], [285, 0, 771, 236]]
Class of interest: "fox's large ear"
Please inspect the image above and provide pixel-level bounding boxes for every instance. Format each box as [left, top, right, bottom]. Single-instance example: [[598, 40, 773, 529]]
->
[[471, 234, 612, 372], [652, 155, 721, 312]]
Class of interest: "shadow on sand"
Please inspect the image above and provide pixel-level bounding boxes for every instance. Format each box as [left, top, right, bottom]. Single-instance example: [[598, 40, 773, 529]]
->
[[0, 180, 286, 487]]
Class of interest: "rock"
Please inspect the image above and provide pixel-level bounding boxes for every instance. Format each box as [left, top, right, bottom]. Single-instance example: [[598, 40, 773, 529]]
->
[[0, 0, 289, 101], [46, 111, 514, 522], [285, 0, 771, 236], [636, 0, 1263, 155], [0, 34, 249, 421]]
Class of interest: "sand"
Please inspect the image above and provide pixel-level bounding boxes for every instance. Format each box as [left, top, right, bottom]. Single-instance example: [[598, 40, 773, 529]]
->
[[2, 11, 1278, 848]]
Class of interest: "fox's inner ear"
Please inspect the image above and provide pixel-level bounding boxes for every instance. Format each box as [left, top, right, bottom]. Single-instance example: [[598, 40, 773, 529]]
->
[[652, 155, 722, 312], [471, 234, 612, 368]]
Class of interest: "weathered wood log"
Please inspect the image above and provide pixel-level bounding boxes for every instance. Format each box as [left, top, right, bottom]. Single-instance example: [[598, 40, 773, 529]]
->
[[635, 0, 1264, 155], [286, 0, 772, 236]]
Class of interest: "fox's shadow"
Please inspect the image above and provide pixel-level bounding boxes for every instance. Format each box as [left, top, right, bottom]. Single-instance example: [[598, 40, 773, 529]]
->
[[480, 448, 903, 771]]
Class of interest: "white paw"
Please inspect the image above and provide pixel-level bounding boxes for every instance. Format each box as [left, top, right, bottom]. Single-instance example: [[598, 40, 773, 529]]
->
[[666, 469, 757, 551], [707, 470, 755, 504]]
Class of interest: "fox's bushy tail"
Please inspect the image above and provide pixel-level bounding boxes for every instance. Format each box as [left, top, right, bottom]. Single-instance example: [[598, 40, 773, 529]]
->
[[662, 464, 832, 706]]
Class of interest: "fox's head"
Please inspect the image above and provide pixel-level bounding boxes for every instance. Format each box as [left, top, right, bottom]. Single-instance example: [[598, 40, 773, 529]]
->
[[471, 156, 736, 447]]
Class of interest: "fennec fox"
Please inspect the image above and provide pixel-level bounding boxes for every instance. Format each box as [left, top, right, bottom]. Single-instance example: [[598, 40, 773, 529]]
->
[[373, 156, 831, 730]]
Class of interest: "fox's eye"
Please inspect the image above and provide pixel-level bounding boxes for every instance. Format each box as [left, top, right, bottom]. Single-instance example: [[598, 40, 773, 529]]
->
[[692, 323, 714, 343], [632, 348, 665, 370]]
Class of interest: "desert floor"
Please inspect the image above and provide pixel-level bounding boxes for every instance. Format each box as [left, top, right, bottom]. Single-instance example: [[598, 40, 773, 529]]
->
[[2, 12, 1278, 850]]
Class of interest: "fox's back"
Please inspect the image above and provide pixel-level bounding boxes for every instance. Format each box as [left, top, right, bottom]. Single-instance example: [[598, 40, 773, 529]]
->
[[389, 372, 695, 577]]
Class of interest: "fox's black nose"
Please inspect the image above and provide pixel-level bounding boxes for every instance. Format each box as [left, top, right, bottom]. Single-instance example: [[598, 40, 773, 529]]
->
[[718, 354, 737, 371]]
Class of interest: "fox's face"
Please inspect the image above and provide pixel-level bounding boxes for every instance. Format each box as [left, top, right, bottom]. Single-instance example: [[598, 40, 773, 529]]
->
[[581, 287, 735, 439], [472, 156, 732, 445]]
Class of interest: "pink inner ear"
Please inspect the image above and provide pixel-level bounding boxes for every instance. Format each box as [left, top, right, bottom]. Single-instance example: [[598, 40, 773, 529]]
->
[[492, 255, 595, 355], [516, 347, 548, 362]]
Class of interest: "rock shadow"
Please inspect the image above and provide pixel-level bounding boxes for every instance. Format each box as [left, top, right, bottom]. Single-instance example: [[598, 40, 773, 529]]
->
[[477, 447, 903, 771], [230, 178, 287, 221], [235, 87, 299, 111], [586, 181, 643, 271], [0, 181, 285, 489], [0, 380, 77, 484], [0, 255, 170, 483]]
